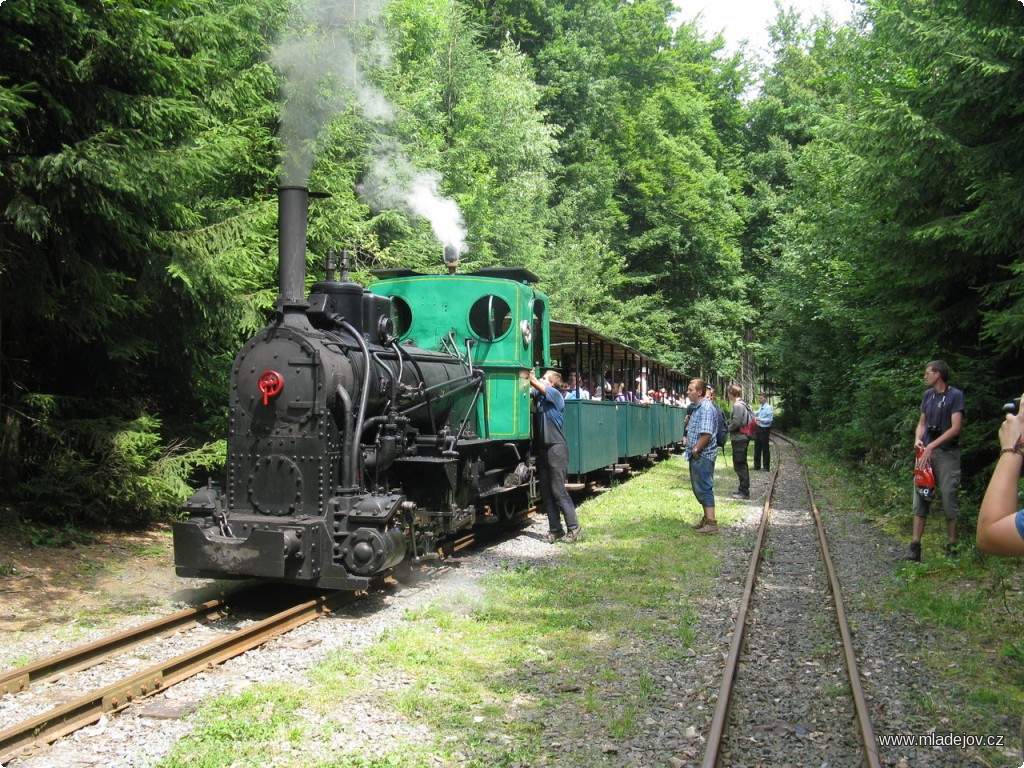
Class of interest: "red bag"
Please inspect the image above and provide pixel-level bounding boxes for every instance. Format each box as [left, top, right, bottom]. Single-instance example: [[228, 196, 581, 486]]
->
[[914, 447, 936, 499], [738, 403, 758, 437]]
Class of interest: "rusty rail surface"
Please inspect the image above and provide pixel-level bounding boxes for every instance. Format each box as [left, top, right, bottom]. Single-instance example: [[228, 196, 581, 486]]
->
[[701, 461, 779, 768], [0, 597, 231, 696]]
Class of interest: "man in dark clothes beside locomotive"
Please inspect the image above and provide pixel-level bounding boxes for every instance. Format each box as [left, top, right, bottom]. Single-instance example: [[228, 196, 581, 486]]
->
[[904, 359, 964, 562], [529, 370, 583, 544]]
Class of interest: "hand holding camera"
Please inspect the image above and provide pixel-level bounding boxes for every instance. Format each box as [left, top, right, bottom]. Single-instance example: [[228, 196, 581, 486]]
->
[[999, 393, 1024, 457], [979, 392, 1024, 555]]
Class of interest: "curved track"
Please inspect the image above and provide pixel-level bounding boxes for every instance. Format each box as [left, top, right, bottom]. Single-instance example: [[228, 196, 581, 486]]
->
[[702, 434, 881, 767]]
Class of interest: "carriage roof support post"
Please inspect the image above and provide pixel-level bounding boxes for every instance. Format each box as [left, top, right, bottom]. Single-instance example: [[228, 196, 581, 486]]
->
[[573, 326, 581, 398], [587, 333, 594, 392]]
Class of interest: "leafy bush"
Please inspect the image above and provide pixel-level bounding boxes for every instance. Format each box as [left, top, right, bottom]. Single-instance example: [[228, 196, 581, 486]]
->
[[9, 393, 225, 528]]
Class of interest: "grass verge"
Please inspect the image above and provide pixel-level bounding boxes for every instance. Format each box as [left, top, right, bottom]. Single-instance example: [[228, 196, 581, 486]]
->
[[147, 440, 1024, 766]]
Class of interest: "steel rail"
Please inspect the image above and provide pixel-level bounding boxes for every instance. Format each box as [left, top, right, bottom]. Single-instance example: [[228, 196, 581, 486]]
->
[[0, 591, 359, 764], [795, 439, 883, 768], [700, 462, 779, 768], [0, 597, 231, 696], [701, 435, 882, 768]]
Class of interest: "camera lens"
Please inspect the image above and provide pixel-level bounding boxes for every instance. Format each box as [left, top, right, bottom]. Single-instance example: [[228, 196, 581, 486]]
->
[[1003, 397, 1022, 414]]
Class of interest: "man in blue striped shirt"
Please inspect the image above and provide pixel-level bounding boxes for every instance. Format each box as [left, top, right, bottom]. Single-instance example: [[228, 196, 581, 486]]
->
[[685, 378, 719, 535]]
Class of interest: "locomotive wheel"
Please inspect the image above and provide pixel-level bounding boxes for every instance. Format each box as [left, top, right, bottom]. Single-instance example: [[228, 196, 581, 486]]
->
[[495, 488, 530, 528]]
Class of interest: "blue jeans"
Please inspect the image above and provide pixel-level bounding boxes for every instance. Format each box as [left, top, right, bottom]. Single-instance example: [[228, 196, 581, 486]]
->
[[689, 454, 716, 508]]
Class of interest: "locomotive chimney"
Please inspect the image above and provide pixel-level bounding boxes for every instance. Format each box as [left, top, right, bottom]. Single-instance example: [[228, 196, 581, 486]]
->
[[443, 244, 459, 274], [278, 186, 310, 315]]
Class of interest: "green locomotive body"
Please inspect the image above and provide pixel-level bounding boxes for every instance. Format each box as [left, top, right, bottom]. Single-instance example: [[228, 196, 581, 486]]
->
[[370, 267, 552, 444]]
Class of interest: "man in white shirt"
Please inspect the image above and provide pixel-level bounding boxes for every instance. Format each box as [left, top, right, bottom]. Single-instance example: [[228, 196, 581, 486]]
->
[[753, 392, 774, 471]]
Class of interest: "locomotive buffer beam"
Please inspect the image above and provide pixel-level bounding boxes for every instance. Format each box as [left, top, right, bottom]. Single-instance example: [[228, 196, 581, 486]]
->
[[172, 519, 359, 586]]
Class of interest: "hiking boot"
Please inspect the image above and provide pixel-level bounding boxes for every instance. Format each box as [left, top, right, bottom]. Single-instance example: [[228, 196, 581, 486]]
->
[[903, 541, 921, 562], [695, 521, 719, 535], [731, 491, 749, 500], [563, 526, 583, 543], [945, 541, 959, 558], [690, 515, 708, 530], [547, 529, 565, 543]]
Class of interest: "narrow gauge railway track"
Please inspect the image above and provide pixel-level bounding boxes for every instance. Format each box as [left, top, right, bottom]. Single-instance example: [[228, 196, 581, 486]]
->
[[702, 435, 881, 767], [0, 589, 362, 765]]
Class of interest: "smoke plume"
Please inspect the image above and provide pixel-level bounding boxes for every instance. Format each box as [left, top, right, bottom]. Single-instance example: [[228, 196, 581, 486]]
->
[[272, 0, 468, 256], [355, 142, 467, 255]]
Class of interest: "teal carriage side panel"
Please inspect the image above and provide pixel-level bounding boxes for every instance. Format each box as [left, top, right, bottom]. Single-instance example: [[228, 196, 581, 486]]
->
[[564, 400, 619, 475], [370, 274, 542, 440], [669, 405, 686, 444], [617, 402, 654, 459], [651, 403, 674, 449]]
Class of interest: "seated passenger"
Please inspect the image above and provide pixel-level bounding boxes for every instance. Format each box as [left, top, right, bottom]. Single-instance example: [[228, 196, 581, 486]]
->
[[565, 373, 591, 400]]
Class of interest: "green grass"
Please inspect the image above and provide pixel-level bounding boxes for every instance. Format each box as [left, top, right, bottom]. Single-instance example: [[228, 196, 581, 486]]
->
[[156, 685, 310, 768]]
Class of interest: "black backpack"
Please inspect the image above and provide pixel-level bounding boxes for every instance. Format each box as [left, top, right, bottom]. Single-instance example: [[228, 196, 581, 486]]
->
[[714, 404, 728, 448]]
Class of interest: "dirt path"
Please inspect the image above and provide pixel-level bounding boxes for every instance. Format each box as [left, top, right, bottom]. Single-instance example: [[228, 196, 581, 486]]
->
[[0, 517, 223, 640]]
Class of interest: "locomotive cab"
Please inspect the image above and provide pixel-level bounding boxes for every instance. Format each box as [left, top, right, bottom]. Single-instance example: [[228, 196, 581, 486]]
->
[[370, 267, 551, 442]]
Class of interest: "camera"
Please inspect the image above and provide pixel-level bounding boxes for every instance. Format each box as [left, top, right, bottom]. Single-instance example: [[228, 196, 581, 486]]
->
[[1003, 397, 1021, 415], [926, 425, 942, 437]]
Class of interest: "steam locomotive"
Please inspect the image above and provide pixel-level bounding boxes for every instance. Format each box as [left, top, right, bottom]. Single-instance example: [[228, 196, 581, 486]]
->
[[173, 187, 686, 590]]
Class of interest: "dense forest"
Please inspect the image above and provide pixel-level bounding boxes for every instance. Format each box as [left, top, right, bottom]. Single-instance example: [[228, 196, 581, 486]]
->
[[0, 0, 1022, 529]]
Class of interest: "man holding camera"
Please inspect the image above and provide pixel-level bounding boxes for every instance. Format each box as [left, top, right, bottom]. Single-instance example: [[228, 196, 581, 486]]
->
[[904, 360, 965, 561]]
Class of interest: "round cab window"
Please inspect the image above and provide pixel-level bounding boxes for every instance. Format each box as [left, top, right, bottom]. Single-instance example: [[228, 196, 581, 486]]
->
[[391, 296, 412, 338], [468, 295, 512, 341]]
